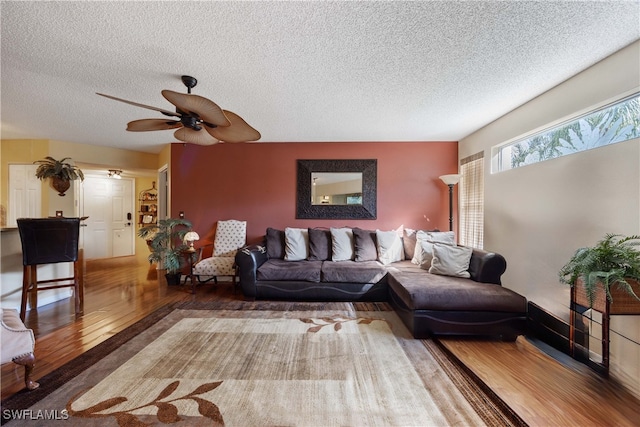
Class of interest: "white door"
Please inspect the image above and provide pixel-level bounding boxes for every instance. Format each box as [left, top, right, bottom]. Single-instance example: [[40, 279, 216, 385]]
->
[[111, 178, 134, 257], [8, 164, 41, 226], [81, 176, 134, 260]]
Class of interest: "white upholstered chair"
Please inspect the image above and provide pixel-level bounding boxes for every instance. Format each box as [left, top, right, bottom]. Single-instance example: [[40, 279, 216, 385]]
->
[[192, 220, 247, 287], [1, 308, 39, 390]]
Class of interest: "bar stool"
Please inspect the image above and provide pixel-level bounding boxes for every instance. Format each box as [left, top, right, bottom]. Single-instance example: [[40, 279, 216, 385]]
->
[[16, 218, 83, 322]]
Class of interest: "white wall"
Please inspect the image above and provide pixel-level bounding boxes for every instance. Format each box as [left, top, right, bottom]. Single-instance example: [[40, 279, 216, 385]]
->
[[460, 40, 640, 398]]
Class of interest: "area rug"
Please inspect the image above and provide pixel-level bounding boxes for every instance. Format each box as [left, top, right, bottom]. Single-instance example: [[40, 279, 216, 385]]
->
[[1, 301, 526, 426]]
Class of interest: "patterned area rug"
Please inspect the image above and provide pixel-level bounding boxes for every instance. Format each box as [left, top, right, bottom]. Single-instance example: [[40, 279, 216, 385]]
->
[[1, 301, 526, 426]]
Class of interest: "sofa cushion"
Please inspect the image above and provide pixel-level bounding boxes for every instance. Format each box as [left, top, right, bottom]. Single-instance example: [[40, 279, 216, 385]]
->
[[388, 271, 527, 313], [429, 243, 473, 278], [331, 227, 355, 261], [353, 228, 377, 262], [376, 229, 404, 265], [402, 228, 417, 260], [266, 228, 285, 259], [321, 260, 387, 284], [308, 228, 332, 261], [284, 227, 309, 261], [257, 259, 322, 282]]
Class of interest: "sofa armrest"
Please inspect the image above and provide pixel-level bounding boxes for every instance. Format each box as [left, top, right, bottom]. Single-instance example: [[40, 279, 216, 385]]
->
[[1, 309, 35, 364], [235, 244, 268, 298], [467, 248, 507, 285]]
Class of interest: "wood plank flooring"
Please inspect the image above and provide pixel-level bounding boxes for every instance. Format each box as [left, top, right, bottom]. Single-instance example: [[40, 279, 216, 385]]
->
[[3, 253, 640, 426]]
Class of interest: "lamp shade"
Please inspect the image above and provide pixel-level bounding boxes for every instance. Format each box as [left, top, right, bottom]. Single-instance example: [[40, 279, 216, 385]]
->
[[439, 174, 461, 185], [183, 231, 200, 243]]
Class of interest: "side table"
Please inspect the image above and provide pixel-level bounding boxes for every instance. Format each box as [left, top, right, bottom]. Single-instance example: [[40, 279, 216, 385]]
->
[[182, 250, 198, 294]]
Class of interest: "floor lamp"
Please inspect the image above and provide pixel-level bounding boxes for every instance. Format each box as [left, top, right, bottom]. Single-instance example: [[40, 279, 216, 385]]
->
[[439, 174, 461, 231]]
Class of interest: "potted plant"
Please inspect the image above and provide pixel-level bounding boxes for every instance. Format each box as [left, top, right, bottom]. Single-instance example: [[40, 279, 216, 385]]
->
[[138, 217, 193, 286], [559, 233, 640, 313], [34, 156, 85, 196]]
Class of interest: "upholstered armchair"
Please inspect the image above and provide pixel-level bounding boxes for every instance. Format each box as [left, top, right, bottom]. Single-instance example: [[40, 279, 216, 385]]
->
[[192, 220, 247, 287], [1, 308, 39, 390]]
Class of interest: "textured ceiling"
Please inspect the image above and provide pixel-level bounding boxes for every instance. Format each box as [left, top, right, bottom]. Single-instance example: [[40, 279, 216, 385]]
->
[[1, 1, 639, 154]]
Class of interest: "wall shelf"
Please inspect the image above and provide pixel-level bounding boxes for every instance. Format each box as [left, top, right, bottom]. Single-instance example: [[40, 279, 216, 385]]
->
[[138, 181, 158, 227]]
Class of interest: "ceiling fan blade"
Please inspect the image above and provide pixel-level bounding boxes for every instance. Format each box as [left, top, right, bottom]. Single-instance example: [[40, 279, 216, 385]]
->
[[127, 119, 182, 132], [206, 110, 261, 143], [96, 93, 180, 117], [174, 127, 219, 146], [162, 90, 230, 127]]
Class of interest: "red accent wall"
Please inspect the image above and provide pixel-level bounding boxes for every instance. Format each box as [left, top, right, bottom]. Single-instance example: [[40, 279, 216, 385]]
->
[[171, 141, 458, 246]]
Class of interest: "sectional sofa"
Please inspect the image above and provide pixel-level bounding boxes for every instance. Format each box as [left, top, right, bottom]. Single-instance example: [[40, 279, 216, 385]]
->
[[235, 227, 527, 340]]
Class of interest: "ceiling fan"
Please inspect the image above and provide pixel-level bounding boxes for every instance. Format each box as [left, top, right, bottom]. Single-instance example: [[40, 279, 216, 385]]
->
[[97, 75, 261, 145]]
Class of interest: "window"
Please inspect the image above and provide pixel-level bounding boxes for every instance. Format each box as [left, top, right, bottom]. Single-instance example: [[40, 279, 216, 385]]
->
[[459, 152, 484, 249], [494, 93, 640, 173]]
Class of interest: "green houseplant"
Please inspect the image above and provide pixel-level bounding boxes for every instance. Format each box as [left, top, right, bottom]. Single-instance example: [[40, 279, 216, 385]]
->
[[34, 156, 85, 196], [559, 233, 640, 310], [138, 218, 193, 285]]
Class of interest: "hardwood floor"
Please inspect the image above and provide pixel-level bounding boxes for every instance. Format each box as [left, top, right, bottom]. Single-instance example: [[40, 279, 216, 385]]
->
[[3, 253, 640, 426]]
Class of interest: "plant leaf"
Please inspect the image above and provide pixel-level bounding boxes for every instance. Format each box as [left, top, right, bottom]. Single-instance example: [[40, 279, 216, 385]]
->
[[155, 380, 180, 401], [155, 402, 181, 423], [191, 397, 225, 425], [189, 381, 224, 396], [70, 396, 128, 416], [115, 413, 151, 427]]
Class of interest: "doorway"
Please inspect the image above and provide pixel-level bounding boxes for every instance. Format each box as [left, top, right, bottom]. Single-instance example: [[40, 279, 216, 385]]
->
[[80, 175, 135, 260]]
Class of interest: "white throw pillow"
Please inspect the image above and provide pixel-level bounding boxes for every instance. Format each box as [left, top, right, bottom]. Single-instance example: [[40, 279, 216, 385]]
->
[[402, 228, 417, 260], [284, 227, 309, 261], [429, 243, 472, 278], [376, 229, 404, 265], [331, 227, 354, 261], [412, 231, 455, 268]]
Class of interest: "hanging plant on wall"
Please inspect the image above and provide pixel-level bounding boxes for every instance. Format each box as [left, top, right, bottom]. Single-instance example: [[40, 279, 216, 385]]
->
[[34, 156, 85, 196]]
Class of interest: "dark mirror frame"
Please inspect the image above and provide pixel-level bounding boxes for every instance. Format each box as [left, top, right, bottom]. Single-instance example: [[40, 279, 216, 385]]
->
[[296, 159, 377, 219]]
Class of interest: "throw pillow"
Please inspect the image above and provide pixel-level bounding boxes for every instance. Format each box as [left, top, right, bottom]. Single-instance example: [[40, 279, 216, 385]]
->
[[403, 228, 417, 260], [376, 229, 404, 265], [353, 228, 378, 262], [412, 230, 455, 268], [429, 243, 473, 278], [266, 228, 285, 259], [308, 228, 332, 261], [331, 227, 355, 261], [284, 227, 309, 261]]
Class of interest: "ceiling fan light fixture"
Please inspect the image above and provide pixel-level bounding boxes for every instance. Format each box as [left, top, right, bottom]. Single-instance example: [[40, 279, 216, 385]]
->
[[98, 75, 260, 146]]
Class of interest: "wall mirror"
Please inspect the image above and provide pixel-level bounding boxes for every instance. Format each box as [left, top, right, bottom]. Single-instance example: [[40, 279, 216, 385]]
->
[[297, 159, 377, 219]]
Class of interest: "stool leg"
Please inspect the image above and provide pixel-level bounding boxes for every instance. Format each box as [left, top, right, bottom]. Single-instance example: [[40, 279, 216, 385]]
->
[[20, 266, 30, 322], [73, 260, 84, 316], [28, 266, 38, 315]]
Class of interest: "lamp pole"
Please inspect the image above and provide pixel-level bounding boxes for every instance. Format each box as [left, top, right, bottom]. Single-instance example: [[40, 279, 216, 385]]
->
[[439, 174, 461, 233], [447, 184, 454, 231]]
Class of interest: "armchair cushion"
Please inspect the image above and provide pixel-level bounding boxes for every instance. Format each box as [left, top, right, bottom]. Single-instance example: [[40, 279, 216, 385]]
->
[[193, 257, 236, 277]]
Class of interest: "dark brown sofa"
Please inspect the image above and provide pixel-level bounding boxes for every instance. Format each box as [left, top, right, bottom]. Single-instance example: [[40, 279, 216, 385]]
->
[[386, 257, 527, 341], [235, 230, 527, 341]]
